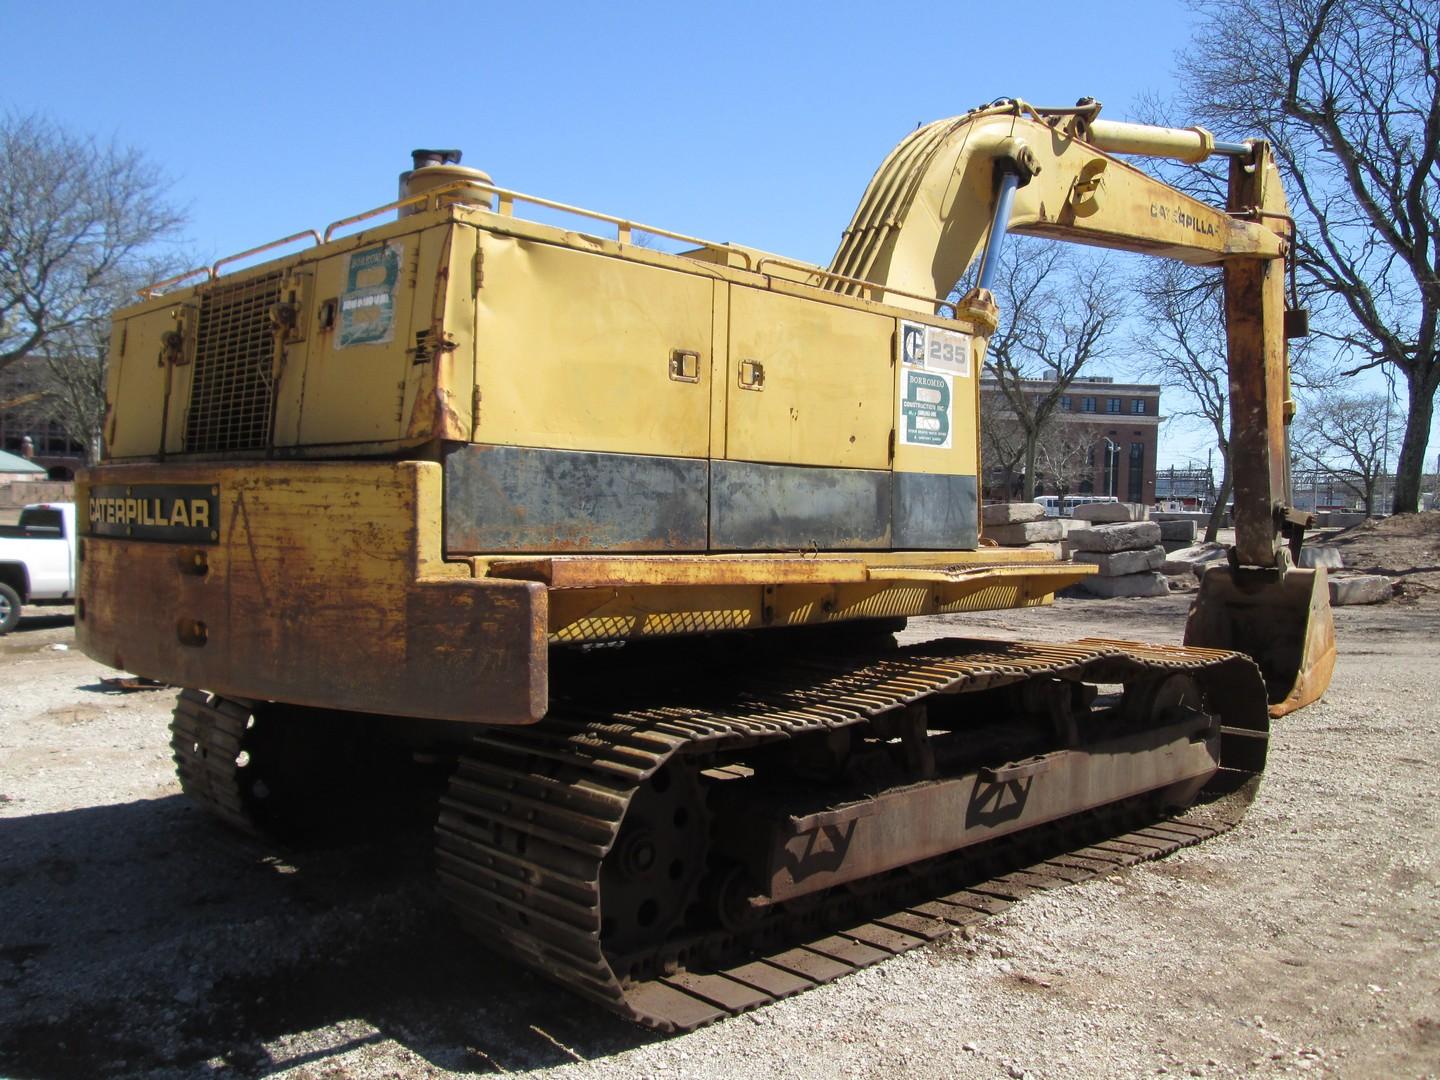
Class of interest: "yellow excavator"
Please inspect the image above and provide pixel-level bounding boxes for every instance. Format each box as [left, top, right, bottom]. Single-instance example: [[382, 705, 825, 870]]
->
[[77, 97, 1334, 1030]]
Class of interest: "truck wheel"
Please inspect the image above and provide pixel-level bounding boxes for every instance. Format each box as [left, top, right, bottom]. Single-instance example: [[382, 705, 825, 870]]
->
[[0, 583, 20, 634]]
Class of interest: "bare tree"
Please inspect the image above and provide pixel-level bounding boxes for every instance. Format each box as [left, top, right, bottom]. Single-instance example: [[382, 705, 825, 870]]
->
[[0, 113, 184, 373], [1292, 390, 1400, 516], [1034, 417, 1098, 501], [1, 115, 185, 459], [979, 239, 1126, 500], [980, 411, 1027, 500], [1180, 0, 1440, 513], [1131, 260, 1233, 541], [36, 303, 113, 464]]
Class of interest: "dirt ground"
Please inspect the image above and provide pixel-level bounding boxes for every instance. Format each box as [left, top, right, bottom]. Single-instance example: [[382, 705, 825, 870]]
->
[[1, 586, 1438, 1079], [1321, 513, 1440, 600]]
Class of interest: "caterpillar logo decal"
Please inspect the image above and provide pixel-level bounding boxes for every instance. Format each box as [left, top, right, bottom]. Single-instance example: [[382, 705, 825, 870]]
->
[[87, 484, 220, 542]]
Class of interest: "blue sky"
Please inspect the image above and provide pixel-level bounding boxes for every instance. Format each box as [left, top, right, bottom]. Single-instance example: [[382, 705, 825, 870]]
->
[[5, 0, 1414, 471]]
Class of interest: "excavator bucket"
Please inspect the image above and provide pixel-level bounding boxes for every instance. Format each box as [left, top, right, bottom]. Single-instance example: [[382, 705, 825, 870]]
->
[[1185, 564, 1336, 718]]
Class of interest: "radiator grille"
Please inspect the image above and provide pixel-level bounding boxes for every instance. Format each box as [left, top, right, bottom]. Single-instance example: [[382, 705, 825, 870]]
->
[[184, 272, 282, 453]]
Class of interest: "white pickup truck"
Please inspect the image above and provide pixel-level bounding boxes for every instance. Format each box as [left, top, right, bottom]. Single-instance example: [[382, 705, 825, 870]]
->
[[0, 502, 77, 634]]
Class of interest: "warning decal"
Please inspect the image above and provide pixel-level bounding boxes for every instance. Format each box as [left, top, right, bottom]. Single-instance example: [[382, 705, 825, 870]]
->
[[338, 243, 404, 348], [900, 368, 953, 449]]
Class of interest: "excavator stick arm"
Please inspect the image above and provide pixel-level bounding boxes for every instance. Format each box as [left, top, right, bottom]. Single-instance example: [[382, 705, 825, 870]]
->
[[1190, 139, 1334, 715]]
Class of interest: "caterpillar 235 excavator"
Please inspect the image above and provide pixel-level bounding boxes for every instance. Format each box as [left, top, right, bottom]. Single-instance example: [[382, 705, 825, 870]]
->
[[78, 97, 1335, 1031]]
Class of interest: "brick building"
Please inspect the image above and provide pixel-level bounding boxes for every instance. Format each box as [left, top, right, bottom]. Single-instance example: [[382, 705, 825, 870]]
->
[[981, 374, 1162, 504], [0, 355, 87, 480]]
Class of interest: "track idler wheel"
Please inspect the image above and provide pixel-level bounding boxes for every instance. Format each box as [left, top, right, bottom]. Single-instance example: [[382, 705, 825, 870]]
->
[[600, 759, 710, 962]]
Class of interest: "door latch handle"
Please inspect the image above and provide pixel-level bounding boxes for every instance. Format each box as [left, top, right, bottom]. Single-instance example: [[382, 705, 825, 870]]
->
[[739, 358, 765, 390], [668, 349, 700, 383]]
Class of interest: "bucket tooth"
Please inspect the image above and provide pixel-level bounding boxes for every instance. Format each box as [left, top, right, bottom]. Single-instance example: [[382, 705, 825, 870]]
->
[[1184, 564, 1336, 718]]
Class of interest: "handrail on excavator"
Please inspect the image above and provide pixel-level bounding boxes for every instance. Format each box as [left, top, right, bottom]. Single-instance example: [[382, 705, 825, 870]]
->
[[139, 180, 763, 298]]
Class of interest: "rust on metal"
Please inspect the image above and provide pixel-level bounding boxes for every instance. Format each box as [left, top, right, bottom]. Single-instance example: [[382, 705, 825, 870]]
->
[[724, 714, 1218, 903], [486, 555, 873, 587], [76, 461, 548, 725], [1185, 565, 1336, 717], [435, 636, 1268, 1032], [1222, 142, 1292, 570], [97, 676, 172, 693], [404, 225, 468, 442]]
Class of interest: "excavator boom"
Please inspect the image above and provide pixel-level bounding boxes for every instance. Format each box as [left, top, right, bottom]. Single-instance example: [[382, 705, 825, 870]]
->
[[827, 99, 1334, 714]]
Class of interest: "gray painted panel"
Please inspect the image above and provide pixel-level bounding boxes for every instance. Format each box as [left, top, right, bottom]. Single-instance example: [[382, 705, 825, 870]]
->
[[893, 472, 978, 549], [444, 444, 708, 553], [711, 461, 891, 550]]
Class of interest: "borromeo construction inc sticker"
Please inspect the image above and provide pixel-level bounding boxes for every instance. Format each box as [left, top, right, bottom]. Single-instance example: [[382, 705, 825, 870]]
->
[[899, 320, 971, 376], [900, 369, 952, 449], [338, 243, 403, 348]]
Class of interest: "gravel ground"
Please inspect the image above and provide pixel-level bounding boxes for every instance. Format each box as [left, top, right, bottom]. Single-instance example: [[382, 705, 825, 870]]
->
[[1, 592, 1437, 1080]]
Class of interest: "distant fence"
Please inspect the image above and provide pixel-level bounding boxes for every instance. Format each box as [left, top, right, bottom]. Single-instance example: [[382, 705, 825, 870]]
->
[[1151, 510, 1231, 528], [1314, 511, 1367, 529]]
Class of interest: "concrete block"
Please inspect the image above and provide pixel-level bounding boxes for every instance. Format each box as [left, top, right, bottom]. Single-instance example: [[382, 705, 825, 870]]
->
[[1067, 521, 1162, 553], [1298, 545, 1343, 570], [1162, 544, 1228, 576], [1153, 511, 1212, 522], [984, 519, 1064, 545], [1157, 519, 1197, 543], [1328, 574, 1391, 605], [1079, 571, 1170, 598], [1073, 501, 1149, 523], [1154, 510, 1231, 528], [1073, 544, 1165, 576], [1022, 541, 1064, 558], [982, 501, 1047, 525]]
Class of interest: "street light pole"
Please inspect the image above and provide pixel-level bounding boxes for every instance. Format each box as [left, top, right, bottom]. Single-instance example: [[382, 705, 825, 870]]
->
[[1103, 437, 1118, 498]]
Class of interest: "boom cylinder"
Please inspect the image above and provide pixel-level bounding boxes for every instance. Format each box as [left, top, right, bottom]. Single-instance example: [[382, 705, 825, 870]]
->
[[1087, 119, 1249, 163], [976, 169, 1021, 292]]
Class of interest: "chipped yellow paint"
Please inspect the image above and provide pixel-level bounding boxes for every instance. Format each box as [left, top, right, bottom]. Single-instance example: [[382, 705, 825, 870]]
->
[[486, 555, 873, 587], [401, 224, 478, 442], [466, 547, 1060, 579], [77, 460, 543, 723], [542, 560, 1089, 643], [105, 301, 182, 459]]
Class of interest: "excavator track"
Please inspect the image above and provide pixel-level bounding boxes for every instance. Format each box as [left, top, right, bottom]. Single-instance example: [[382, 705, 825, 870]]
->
[[435, 636, 1269, 1031], [171, 690, 447, 841], [171, 688, 264, 836]]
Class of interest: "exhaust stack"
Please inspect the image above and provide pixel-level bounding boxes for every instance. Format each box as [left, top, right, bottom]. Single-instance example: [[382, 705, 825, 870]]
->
[[398, 148, 494, 215]]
